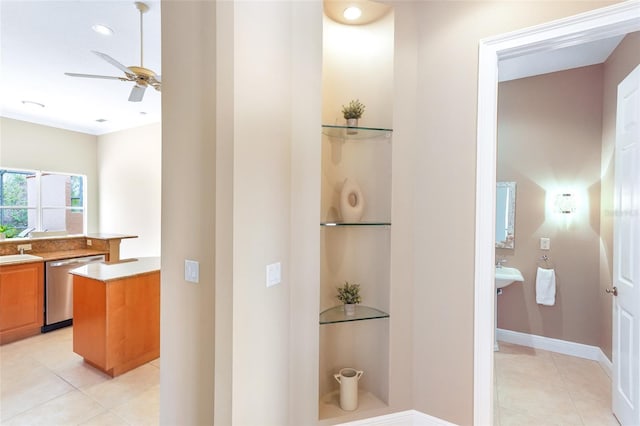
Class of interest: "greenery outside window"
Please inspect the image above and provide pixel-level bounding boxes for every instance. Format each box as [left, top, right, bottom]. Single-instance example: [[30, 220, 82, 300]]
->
[[0, 168, 87, 238]]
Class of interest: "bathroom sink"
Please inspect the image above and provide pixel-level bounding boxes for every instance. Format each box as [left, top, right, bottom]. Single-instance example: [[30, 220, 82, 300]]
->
[[495, 266, 524, 289], [0, 254, 44, 265]]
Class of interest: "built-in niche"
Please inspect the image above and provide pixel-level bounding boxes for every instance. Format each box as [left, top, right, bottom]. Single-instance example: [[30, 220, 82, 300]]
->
[[319, 3, 394, 422]]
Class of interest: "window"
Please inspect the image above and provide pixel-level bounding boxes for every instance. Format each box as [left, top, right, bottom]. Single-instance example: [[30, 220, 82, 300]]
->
[[0, 168, 86, 238]]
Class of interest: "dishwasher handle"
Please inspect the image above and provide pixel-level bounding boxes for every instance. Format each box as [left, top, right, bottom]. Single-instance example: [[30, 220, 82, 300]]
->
[[48, 256, 105, 268]]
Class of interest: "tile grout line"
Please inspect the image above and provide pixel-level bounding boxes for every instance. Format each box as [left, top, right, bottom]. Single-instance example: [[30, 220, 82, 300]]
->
[[549, 351, 587, 426]]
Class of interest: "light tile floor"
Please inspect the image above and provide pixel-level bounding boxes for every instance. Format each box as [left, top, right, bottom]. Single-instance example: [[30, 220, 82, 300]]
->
[[494, 341, 619, 426], [2, 331, 619, 425], [0, 327, 159, 425]]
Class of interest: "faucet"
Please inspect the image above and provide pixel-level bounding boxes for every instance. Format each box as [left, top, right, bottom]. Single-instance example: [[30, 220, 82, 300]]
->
[[496, 257, 507, 268], [19, 247, 25, 255]]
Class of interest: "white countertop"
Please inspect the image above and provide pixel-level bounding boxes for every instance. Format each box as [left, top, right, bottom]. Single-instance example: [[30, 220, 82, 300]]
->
[[70, 257, 160, 282], [85, 233, 138, 240]]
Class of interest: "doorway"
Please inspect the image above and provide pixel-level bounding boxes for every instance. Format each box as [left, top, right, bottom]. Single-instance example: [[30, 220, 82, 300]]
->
[[474, 3, 640, 424]]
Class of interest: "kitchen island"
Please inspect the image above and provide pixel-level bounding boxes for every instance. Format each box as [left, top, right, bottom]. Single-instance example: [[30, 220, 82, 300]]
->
[[70, 257, 160, 377]]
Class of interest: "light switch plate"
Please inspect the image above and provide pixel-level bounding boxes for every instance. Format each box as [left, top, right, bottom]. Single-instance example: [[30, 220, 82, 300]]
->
[[540, 237, 550, 250], [266, 262, 281, 287], [185, 260, 199, 283]]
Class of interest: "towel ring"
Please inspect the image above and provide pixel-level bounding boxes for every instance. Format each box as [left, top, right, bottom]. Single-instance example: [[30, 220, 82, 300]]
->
[[538, 255, 554, 269]]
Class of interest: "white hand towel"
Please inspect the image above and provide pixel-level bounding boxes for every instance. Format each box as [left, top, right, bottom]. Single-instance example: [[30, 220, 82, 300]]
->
[[536, 267, 556, 306]]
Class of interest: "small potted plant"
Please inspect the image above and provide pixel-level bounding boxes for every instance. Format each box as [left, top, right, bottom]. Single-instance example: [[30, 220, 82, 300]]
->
[[336, 281, 361, 316], [341, 99, 365, 129], [0, 225, 10, 240]]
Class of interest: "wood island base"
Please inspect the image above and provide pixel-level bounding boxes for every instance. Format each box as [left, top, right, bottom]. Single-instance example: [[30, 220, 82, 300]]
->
[[72, 258, 160, 377]]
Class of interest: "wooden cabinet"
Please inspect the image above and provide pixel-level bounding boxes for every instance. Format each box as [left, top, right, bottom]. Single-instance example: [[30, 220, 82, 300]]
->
[[73, 269, 160, 376], [0, 262, 44, 344]]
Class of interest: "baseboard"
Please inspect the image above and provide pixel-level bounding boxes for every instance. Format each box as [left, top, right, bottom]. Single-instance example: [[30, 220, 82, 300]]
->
[[336, 409, 457, 426], [598, 349, 613, 379], [497, 328, 612, 377]]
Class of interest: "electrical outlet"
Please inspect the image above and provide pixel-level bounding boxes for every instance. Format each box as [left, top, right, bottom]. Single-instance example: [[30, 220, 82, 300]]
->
[[86, 239, 92, 246], [540, 237, 551, 250], [17, 244, 32, 252]]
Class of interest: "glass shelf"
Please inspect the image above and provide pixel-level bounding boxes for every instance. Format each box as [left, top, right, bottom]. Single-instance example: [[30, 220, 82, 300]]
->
[[320, 222, 391, 227], [321, 124, 392, 140], [320, 305, 390, 324]]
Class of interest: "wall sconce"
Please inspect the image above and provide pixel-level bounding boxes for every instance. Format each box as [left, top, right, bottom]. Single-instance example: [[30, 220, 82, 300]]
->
[[555, 193, 576, 214]]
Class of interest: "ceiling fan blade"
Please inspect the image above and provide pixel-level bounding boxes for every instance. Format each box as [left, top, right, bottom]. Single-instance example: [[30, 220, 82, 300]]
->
[[147, 75, 161, 91], [128, 84, 147, 102], [92, 51, 133, 75], [65, 72, 124, 80]]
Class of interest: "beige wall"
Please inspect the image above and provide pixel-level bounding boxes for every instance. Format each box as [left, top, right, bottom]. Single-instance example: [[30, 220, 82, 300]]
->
[[159, 1, 623, 425], [97, 124, 161, 258], [160, 1, 216, 424], [322, 12, 394, 129], [0, 117, 99, 233], [496, 65, 604, 347], [232, 2, 294, 424], [495, 31, 640, 362], [404, 2, 618, 424], [288, 2, 323, 423], [600, 31, 640, 358], [0, 118, 161, 257], [160, 1, 322, 425]]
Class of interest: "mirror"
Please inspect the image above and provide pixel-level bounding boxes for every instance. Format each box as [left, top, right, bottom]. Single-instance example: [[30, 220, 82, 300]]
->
[[495, 181, 516, 249]]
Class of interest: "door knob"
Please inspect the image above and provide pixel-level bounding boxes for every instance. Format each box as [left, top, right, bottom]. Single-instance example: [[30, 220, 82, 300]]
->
[[606, 286, 618, 296]]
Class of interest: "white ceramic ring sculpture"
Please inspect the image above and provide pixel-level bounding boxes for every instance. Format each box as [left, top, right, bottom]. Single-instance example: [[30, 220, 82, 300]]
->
[[340, 178, 364, 222]]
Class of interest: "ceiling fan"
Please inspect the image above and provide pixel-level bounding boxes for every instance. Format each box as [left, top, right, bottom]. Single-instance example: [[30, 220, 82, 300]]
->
[[65, 2, 160, 102]]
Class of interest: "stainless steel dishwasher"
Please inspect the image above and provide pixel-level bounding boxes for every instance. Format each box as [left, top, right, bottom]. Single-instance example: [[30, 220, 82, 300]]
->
[[43, 255, 105, 332]]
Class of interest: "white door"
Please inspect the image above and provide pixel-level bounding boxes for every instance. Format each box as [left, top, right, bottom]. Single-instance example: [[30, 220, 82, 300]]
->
[[612, 64, 640, 426]]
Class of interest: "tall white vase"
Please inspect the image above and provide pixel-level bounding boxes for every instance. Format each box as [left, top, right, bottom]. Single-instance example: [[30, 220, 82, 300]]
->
[[340, 178, 364, 223], [334, 368, 364, 411]]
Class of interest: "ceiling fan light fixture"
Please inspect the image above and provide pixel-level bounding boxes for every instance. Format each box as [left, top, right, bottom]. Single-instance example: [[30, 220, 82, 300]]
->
[[66, 2, 159, 103], [343, 6, 362, 20], [21, 100, 45, 108], [91, 24, 114, 36]]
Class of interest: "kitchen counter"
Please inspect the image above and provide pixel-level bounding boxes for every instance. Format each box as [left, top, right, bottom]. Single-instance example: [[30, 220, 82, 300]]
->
[[70, 257, 160, 282], [32, 249, 108, 262], [85, 233, 138, 241], [0, 234, 136, 263], [0, 249, 108, 266]]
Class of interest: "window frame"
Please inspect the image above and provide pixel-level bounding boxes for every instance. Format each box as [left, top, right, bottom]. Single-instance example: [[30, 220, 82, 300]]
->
[[0, 167, 87, 236]]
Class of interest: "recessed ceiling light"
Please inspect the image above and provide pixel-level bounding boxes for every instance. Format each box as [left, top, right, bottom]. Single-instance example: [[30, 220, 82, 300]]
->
[[21, 100, 45, 108], [92, 24, 114, 36], [95, 118, 108, 123], [139, 111, 147, 115], [343, 6, 362, 20]]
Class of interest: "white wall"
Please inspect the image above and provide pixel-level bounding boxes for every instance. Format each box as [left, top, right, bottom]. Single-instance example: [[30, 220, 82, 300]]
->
[[0, 117, 99, 233], [97, 123, 161, 258]]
